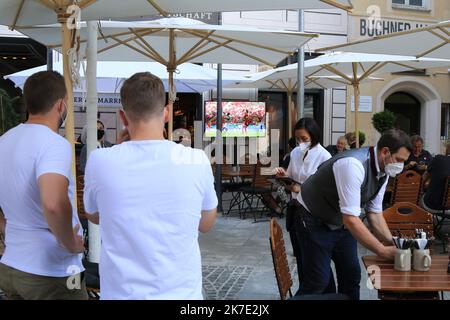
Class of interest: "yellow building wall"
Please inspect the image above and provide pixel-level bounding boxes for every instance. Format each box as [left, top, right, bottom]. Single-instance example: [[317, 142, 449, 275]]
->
[[350, 0, 449, 23], [344, 0, 450, 149]]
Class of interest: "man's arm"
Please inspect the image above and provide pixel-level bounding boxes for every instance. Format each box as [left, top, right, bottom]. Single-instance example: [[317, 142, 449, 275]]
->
[[333, 158, 395, 260], [366, 212, 393, 245], [85, 213, 99, 225], [199, 208, 217, 233], [343, 215, 396, 260], [38, 173, 84, 253]]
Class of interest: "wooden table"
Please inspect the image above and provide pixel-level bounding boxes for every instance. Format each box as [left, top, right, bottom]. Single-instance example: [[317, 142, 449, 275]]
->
[[222, 171, 254, 179], [363, 255, 450, 299]]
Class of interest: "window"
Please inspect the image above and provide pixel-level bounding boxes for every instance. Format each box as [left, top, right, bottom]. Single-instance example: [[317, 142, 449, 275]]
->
[[392, 0, 429, 10]]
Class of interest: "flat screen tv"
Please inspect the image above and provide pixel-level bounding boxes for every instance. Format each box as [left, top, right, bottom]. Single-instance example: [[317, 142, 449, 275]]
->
[[204, 101, 266, 137]]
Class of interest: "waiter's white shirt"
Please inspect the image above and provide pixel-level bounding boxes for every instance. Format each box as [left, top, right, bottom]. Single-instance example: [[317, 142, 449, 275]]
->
[[298, 146, 388, 217], [286, 143, 331, 199]]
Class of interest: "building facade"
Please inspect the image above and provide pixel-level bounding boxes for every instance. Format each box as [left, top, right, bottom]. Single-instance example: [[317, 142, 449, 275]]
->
[[345, 0, 450, 154]]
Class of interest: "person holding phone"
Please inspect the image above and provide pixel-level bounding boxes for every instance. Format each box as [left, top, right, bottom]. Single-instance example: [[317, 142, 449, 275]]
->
[[275, 118, 332, 292], [404, 135, 432, 173]]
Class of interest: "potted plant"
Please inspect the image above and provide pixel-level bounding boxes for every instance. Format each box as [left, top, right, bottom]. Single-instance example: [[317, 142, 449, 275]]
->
[[372, 110, 396, 134], [358, 130, 366, 147]]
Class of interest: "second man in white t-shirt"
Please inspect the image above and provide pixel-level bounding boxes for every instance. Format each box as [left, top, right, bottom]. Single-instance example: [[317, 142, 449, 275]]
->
[[83, 72, 217, 300]]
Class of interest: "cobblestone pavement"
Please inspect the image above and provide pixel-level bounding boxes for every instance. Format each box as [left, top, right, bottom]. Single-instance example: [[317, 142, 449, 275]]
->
[[202, 265, 254, 300]]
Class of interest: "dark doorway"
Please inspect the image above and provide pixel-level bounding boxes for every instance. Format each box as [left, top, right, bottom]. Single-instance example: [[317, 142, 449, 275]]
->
[[259, 90, 324, 155], [385, 91, 421, 136]]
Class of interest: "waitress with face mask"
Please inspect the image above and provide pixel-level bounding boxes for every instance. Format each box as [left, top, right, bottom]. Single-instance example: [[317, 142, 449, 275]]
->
[[275, 118, 332, 293]]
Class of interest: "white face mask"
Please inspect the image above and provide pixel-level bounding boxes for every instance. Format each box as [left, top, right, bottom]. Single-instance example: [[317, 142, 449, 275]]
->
[[385, 162, 404, 177], [384, 151, 404, 177], [298, 141, 311, 151]]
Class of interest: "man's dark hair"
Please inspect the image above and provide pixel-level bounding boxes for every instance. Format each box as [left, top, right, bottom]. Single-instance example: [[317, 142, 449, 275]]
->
[[377, 129, 412, 153], [120, 72, 165, 121], [294, 117, 321, 148], [23, 71, 66, 115]]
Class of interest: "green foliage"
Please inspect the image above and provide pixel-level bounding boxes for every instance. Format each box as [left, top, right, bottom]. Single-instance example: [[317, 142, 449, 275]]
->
[[0, 89, 20, 135], [372, 110, 396, 134], [356, 130, 366, 146]]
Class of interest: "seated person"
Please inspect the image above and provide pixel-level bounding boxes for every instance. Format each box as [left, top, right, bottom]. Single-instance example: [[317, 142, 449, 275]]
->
[[326, 136, 347, 157], [345, 132, 356, 149], [404, 135, 433, 173], [421, 142, 450, 212]]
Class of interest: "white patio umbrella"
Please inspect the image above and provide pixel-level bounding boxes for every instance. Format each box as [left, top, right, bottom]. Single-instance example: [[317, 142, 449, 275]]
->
[[0, 0, 349, 264], [6, 61, 246, 94], [1, 0, 353, 29], [0, 0, 349, 199], [301, 52, 450, 147], [228, 63, 383, 137], [17, 18, 318, 137], [316, 20, 450, 59]]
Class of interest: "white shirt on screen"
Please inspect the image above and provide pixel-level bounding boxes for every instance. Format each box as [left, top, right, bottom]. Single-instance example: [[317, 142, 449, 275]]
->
[[298, 146, 388, 217], [0, 124, 84, 277], [83, 140, 218, 300], [286, 143, 331, 199]]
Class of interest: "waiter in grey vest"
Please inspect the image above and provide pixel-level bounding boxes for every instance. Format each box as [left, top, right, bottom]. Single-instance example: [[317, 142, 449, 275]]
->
[[296, 129, 412, 300]]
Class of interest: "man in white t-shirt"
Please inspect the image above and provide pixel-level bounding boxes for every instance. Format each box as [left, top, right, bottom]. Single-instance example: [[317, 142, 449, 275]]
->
[[83, 72, 217, 300], [0, 71, 86, 300]]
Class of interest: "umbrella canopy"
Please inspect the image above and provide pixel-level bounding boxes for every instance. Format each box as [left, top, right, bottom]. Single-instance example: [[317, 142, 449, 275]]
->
[[316, 20, 450, 59], [302, 52, 450, 147], [6, 61, 246, 94], [0, 0, 349, 193], [228, 63, 384, 136], [19, 19, 317, 67], [1, 0, 353, 29], [18, 18, 318, 137]]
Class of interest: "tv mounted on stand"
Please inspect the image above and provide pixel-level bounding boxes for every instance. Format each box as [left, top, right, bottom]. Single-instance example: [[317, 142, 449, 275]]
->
[[204, 101, 267, 138]]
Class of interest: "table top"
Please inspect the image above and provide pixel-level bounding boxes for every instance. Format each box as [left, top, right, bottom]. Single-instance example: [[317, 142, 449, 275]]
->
[[363, 255, 450, 292]]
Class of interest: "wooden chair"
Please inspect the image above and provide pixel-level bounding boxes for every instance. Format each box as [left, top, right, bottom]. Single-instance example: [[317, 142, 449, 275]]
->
[[269, 218, 293, 300], [433, 176, 450, 251], [391, 170, 423, 205], [223, 164, 255, 216], [383, 202, 433, 239], [240, 162, 278, 221]]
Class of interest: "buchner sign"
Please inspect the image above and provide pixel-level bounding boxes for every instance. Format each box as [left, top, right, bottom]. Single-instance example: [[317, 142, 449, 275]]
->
[[349, 16, 435, 40]]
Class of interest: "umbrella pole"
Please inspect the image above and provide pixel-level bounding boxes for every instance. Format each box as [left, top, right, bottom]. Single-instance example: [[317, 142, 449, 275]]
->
[[86, 21, 100, 264], [287, 90, 293, 139], [353, 83, 360, 148], [168, 70, 174, 140], [167, 29, 176, 141], [59, 14, 77, 195]]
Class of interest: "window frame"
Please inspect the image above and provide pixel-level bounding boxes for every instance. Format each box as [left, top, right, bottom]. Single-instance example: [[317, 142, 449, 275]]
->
[[392, 0, 430, 11]]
